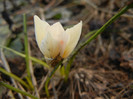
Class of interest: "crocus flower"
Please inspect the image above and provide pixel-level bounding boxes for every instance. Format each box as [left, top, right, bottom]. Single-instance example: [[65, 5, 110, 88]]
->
[[34, 15, 82, 64]]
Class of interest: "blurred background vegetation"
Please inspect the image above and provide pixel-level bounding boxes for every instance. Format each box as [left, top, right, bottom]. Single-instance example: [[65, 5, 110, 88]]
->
[[0, 0, 133, 99]]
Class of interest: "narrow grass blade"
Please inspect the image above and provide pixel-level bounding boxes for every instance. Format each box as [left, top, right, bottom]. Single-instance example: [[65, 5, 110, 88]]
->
[[23, 14, 34, 90], [0, 45, 49, 69], [0, 82, 39, 99], [0, 67, 30, 89]]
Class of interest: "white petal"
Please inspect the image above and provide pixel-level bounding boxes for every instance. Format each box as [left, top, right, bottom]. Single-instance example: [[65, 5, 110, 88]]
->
[[40, 32, 60, 59], [34, 15, 50, 49], [61, 21, 82, 58], [48, 22, 64, 40]]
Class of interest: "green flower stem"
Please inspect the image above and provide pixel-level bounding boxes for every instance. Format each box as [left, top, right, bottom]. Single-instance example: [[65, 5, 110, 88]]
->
[[0, 67, 30, 89], [0, 82, 39, 99], [65, 3, 133, 80], [0, 45, 49, 69], [45, 60, 63, 97]]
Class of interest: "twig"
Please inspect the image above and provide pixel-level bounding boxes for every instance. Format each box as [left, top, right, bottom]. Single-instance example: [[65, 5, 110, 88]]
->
[[51, 78, 58, 99], [94, 35, 105, 56], [17, 83, 30, 99], [115, 81, 133, 98], [118, 32, 133, 45], [28, 43, 40, 98], [38, 75, 47, 93]]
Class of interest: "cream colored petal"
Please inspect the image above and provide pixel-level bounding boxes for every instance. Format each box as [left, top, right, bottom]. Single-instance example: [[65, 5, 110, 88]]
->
[[48, 22, 64, 40], [62, 21, 82, 58], [40, 31, 60, 59], [34, 15, 50, 49], [47, 22, 70, 57], [59, 32, 70, 57]]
